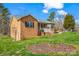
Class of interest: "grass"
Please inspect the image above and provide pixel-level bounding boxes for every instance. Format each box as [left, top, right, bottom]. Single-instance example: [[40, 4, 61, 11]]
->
[[0, 32, 79, 56]]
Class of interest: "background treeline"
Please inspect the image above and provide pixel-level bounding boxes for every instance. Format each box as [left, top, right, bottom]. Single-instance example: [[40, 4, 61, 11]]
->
[[47, 11, 77, 33]]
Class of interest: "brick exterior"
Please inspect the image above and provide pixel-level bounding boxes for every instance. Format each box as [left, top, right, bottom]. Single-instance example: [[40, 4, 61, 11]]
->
[[20, 15, 39, 39], [10, 15, 54, 41], [10, 15, 39, 41]]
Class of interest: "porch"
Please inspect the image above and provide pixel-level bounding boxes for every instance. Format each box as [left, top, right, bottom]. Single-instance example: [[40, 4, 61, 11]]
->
[[38, 21, 54, 36]]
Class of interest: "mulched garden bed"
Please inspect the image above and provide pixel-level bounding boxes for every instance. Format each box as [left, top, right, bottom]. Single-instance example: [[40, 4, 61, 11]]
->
[[27, 43, 77, 54]]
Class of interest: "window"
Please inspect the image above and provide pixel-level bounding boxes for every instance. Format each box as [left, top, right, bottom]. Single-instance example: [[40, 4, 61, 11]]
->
[[25, 21, 34, 28]]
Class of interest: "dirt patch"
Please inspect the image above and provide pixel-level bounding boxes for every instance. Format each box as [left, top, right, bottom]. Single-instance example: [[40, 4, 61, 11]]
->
[[28, 43, 76, 54], [27, 43, 77, 54]]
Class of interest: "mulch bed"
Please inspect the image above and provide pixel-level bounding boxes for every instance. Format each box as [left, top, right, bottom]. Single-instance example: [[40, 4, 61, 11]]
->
[[27, 43, 77, 54]]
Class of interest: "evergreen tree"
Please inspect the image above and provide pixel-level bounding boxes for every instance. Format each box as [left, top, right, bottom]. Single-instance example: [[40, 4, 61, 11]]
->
[[63, 14, 75, 31], [47, 12, 55, 22], [0, 3, 10, 34]]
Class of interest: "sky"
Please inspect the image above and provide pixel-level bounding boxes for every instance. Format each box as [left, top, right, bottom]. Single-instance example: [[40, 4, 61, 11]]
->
[[3, 3, 79, 23]]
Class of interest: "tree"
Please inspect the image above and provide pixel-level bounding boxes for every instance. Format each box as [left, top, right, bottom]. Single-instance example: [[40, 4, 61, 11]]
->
[[54, 17, 64, 32], [63, 14, 75, 31], [47, 12, 55, 29], [0, 3, 10, 34], [47, 12, 55, 22]]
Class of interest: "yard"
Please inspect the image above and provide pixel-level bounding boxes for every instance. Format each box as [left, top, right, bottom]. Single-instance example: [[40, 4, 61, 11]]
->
[[0, 32, 79, 56]]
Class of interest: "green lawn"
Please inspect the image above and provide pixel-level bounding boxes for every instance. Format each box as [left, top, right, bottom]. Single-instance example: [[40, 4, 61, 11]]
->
[[0, 32, 79, 56]]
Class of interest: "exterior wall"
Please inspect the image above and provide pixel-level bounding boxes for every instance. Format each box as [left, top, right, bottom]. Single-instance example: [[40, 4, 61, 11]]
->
[[10, 15, 54, 41], [10, 16, 21, 41], [20, 15, 38, 39]]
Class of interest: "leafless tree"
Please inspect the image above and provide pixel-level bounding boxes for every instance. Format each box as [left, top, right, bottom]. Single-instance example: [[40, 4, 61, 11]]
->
[[54, 15, 65, 33]]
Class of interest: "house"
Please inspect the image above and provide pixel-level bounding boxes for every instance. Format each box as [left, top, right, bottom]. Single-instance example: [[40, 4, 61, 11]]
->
[[10, 15, 54, 41]]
